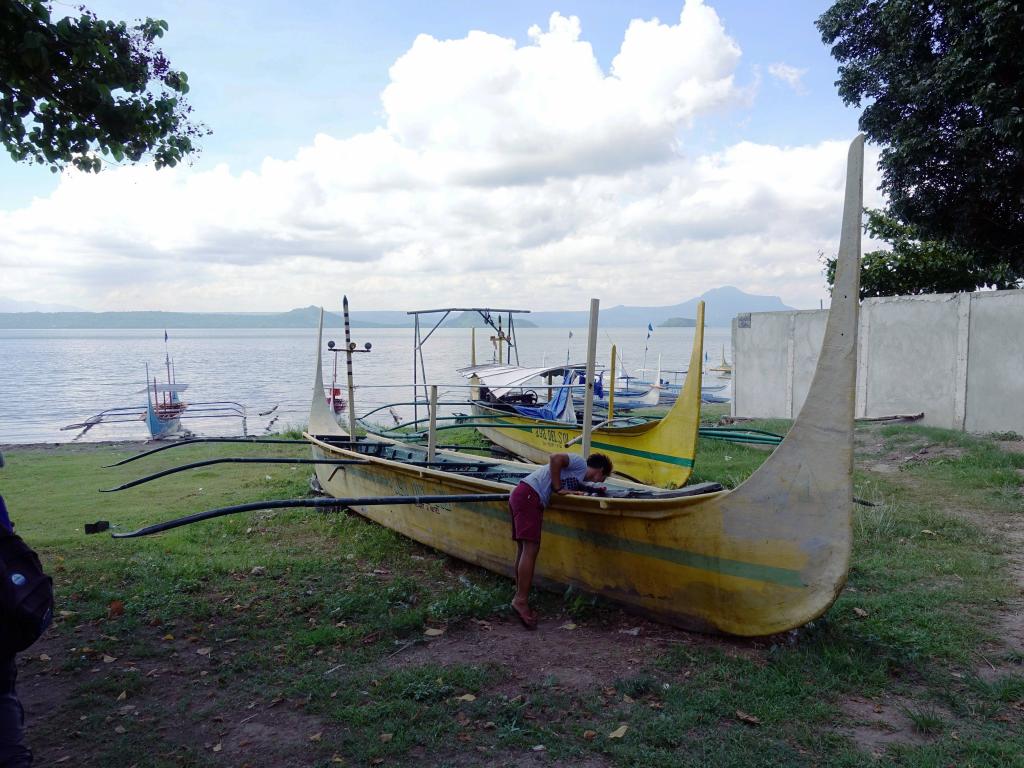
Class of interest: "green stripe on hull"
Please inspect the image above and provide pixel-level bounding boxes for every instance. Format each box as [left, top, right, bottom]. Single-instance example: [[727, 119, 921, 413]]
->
[[589, 440, 694, 468], [471, 503, 803, 588]]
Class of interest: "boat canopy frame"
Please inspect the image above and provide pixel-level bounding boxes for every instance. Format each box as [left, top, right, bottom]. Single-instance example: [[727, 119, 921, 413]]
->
[[406, 307, 530, 425]]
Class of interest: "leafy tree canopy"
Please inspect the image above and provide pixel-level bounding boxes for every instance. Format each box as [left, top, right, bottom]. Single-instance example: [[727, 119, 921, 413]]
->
[[817, 0, 1024, 296], [822, 208, 1020, 298], [0, 0, 207, 173]]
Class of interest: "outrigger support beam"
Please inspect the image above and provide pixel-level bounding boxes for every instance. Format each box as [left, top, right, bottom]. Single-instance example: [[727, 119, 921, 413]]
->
[[102, 437, 313, 467], [100, 458, 373, 492], [101, 493, 512, 539]]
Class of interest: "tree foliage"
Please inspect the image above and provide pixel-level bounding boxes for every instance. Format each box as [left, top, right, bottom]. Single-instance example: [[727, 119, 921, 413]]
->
[[817, 0, 1024, 295], [0, 0, 207, 172], [823, 209, 1020, 298]]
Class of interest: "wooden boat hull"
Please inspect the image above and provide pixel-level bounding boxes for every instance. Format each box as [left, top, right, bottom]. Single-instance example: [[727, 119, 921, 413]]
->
[[307, 135, 865, 636], [145, 399, 183, 439], [309, 433, 832, 636]]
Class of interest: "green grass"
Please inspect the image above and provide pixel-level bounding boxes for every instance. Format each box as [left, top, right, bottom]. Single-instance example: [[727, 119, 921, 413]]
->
[[2, 422, 1023, 766]]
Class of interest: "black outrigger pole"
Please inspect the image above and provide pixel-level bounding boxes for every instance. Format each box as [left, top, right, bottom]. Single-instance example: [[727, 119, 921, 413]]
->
[[102, 437, 315, 467], [91, 493, 512, 539], [100, 457, 373, 492]]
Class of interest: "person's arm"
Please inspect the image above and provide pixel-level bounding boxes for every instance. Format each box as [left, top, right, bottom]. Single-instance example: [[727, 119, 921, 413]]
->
[[548, 453, 572, 495]]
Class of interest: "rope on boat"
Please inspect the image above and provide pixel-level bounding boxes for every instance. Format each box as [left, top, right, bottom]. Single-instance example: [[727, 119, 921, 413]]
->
[[99, 493, 512, 539], [100, 458, 373, 492]]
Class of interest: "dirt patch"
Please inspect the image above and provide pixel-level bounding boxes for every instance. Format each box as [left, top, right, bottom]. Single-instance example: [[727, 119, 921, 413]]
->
[[839, 695, 948, 757], [863, 444, 967, 475], [439, 749, 612, 767], [389, 612, 749, 695], [996, 440, 1024, 455], [18, 622, 335, 767]]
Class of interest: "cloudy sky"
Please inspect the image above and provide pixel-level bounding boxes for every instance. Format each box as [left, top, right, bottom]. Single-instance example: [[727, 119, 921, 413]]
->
[[0, 0, 881, 313]]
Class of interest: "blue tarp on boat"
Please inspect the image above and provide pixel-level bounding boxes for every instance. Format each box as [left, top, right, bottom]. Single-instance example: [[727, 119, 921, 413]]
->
[[512, 372, 577, 423]]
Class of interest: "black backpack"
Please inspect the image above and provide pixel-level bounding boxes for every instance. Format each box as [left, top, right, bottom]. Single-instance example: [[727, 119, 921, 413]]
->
[[0, 527, 54, 655]]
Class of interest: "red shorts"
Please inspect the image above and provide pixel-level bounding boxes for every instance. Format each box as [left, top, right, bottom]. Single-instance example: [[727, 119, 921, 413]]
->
[[509, 482, 544, 542]]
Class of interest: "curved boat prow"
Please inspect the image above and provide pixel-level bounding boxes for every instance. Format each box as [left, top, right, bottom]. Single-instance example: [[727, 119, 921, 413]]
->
[[706, 134, 864, 634], [309, 308, 347, 437]]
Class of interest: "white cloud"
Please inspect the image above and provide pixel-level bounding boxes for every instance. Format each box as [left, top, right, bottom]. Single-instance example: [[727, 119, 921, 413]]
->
[[0, 1, 874, 314], [767, 62, 808, 93]]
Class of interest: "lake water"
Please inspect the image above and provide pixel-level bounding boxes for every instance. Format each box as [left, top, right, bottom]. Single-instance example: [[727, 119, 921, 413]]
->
[[0, 325, 733, 444]]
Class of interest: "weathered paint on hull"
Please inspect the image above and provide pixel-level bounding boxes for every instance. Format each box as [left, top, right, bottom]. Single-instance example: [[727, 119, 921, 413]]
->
[[470, 303, 707, 488], [307, 135, 865, 636], [309, 437, 834, 636]]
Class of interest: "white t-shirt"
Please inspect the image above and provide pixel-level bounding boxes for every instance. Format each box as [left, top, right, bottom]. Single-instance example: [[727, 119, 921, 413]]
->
[[522, 454, 588, 507]]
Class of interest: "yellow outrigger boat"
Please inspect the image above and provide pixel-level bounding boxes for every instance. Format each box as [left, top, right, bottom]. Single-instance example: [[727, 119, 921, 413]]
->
[[305, 136, 864, 636], [463, 303, 704, 488]]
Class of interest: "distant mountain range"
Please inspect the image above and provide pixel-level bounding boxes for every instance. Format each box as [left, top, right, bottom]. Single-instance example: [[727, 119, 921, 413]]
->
[[0, 287, 794, 329]]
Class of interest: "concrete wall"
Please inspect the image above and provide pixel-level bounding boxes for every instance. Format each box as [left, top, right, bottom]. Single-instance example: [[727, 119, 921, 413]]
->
[[965, 291, 1024, 434], [732, 288, 1024, 433]]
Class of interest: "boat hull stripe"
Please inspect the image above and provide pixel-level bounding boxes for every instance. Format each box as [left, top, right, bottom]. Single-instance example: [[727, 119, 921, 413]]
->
[[589, 440, 695, 467], [468, 502, 803, 588]]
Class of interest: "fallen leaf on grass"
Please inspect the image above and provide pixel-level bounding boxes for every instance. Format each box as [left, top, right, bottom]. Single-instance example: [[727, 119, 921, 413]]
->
[[309, 732, 323, 742], [379, 732, 393, 743], [39, 654, 50, 662], [424, 628, 445, 637], [102, 655, 117, 664], [531, 745, 546, 752], [559, 622, 577, 630], [618, 627, 641, 636], [331, 756, 344, 764], [736, 710, 761, 726], [114, 725, 126, 734], [608, 725, 628, 739], [116, 691, 127, 701], [921, 529, 938, 536], [456, 694, 477, 702], [852, 607, 869, 618], [196, 647, 212, 656], [623, 694, 634, 704], [212, 743, 222, 752], [583, 730, 597, 741], [107, 600, 125, 619], [162, 634, 174, 641]]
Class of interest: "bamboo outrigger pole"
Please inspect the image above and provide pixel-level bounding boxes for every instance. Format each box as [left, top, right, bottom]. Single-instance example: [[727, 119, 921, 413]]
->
[[100, 494, 513, 539], [102, 437, 312, 467]]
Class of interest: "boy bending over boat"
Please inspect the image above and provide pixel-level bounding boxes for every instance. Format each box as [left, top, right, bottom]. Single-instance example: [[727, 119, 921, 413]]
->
[[509, 452, 612, 629]]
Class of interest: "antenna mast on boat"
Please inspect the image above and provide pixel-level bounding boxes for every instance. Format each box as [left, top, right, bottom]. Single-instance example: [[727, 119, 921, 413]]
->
[[342, 296, 358, 439]]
